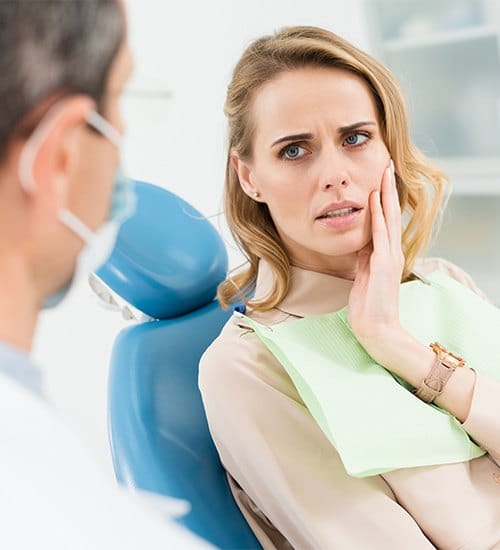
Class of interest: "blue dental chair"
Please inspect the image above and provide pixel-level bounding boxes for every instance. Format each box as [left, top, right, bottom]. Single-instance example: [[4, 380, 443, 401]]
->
[[96, 181, 260, 549]]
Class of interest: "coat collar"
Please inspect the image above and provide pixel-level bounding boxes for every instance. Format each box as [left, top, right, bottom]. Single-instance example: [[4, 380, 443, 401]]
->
[[253, 260, 354, 318], [253, 259, 430, 318]]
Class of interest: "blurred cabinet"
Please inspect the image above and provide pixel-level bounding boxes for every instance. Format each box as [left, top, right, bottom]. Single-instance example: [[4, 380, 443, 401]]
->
[[368, 0, 500, 194]]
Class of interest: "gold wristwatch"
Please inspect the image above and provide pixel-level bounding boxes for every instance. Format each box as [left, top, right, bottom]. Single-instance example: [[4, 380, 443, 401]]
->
[[413, 342, 465, 404]]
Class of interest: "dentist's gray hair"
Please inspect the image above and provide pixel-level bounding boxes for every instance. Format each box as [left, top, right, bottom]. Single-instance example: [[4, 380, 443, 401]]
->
[[0, 0, 123, 161]]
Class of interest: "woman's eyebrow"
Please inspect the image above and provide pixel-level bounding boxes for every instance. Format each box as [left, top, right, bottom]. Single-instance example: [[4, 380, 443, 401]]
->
[[271, 133, 313, 147], [338, 121, 376, 134], [271, 122, 377, 147]]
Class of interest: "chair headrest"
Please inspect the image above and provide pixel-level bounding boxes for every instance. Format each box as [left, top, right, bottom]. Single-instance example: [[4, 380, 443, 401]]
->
[[96, 181, 228, 320]]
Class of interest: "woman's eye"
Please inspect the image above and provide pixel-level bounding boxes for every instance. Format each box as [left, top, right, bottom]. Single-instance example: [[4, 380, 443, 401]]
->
[[281, 144, 307, 160], [343, 132, 369, 147]]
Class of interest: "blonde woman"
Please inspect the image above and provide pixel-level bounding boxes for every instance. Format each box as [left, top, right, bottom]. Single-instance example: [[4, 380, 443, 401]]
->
[[199, 26, 500, 549]]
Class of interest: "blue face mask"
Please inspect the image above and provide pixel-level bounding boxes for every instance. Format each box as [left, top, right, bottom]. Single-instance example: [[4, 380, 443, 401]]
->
[[109, 166, 137, 224], [18, 105, 136, 309]]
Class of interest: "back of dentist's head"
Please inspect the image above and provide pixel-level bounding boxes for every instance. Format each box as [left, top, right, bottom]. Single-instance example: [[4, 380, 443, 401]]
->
[[0, 0, 123, 161], [0, 0, 133, 348]]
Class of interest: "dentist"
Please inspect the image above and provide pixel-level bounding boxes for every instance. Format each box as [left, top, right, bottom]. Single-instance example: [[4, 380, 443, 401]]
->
[[0, 1, 209, 548]]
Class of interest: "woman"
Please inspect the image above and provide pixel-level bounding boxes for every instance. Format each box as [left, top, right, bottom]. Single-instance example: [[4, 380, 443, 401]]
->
[[199, 26, 500, 549]]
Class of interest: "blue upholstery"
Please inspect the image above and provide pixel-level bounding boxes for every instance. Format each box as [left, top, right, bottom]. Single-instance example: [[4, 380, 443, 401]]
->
[[98, 181, 260, 548], [97, 181, 228, 320]]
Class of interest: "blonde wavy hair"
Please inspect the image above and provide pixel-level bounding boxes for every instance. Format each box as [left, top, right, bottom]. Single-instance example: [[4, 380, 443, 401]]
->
[[218, 26, 448, 311]]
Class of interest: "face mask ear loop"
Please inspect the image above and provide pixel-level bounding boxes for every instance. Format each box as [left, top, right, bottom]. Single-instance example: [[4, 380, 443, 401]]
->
[[19, 104, 123, 244], [17, 100, 101, 245], [62, 113, 123, 244], [18, 103, 121, 194], [57, 209, 95, 244], [85, 111, 122, 148], [18, 101, 74, 193]]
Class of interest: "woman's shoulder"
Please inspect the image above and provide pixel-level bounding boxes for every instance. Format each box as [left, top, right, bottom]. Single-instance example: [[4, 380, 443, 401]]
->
[[414, 256, 489, 301], [200, 312, 261, 367], [201, 305, 292, 368], [199, 308, 299, 400]]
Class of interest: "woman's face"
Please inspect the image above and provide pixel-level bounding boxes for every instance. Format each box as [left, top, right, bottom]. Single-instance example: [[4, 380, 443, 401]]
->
[[234, 66, 391, 277]]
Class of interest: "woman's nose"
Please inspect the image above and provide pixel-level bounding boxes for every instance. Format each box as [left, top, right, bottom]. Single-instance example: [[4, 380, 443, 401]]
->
[[322, 176, 349, 190], [318, 153, 350, 191]]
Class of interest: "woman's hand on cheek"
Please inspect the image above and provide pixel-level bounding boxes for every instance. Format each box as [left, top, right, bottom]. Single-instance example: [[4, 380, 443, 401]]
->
[[346, 161, 473, 410], [347, 160, 406, 362]]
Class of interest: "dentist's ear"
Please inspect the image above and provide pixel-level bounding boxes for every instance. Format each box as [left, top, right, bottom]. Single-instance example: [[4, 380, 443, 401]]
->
[[18, 96, 96, 210], [230, 150, 262, 201]]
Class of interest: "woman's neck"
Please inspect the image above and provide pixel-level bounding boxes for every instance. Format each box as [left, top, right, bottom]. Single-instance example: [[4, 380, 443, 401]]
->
[[289, 255, 358, 281]]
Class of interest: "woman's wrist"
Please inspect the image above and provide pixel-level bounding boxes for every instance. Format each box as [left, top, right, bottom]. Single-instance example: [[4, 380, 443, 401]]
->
[[362, 327, 476, 422], [360, 325, 434, 389]]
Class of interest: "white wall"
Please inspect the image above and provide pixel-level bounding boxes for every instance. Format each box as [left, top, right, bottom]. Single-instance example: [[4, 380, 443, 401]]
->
[[33, 1, 370, 473], [122, 0, 371, 266]]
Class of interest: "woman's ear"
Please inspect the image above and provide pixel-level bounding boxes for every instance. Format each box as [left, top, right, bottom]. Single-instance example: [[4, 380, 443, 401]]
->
[[230, 150, 262, 201]]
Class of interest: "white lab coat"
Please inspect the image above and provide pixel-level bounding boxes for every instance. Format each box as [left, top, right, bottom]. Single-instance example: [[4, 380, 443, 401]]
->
[[0, 362, 212, 549]]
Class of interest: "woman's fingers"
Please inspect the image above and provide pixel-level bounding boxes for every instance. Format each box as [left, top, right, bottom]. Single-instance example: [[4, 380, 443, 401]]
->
[[378, 160, 403, 272], [381, 161, 396, 231], [356, 242, 372, 284], [370, 187, 388, 257], [381, 160, 401, 250], [389, 160, 403, 250]]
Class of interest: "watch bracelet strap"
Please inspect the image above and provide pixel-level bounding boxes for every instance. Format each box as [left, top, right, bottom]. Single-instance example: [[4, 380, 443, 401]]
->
[[413, 348, 458, 404]]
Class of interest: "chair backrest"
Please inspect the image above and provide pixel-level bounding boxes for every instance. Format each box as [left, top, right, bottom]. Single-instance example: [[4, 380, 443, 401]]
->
[[97, 181, 260, 548]]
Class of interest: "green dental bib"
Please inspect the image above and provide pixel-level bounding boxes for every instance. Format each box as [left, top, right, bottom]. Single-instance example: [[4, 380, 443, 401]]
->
[[239, 271, 500, 478]]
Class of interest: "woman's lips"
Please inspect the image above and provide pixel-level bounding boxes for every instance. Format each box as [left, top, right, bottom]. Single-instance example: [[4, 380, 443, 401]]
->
[[315, 208, 363, 230]]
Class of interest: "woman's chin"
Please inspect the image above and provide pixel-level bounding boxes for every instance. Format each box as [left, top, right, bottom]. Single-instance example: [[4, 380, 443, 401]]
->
[[314, 234, 371, 258]]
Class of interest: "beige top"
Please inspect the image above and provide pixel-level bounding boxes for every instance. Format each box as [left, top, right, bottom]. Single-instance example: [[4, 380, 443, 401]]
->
[[199, 257, 500, 550]]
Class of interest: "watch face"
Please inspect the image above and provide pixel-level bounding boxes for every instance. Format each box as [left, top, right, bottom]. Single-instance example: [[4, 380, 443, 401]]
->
[[440, 355, 462, 371], [431, 342, 465, 369]]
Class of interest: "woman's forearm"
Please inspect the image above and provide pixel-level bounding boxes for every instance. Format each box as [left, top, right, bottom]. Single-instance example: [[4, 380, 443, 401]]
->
[[363, 326, 475, 423]]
